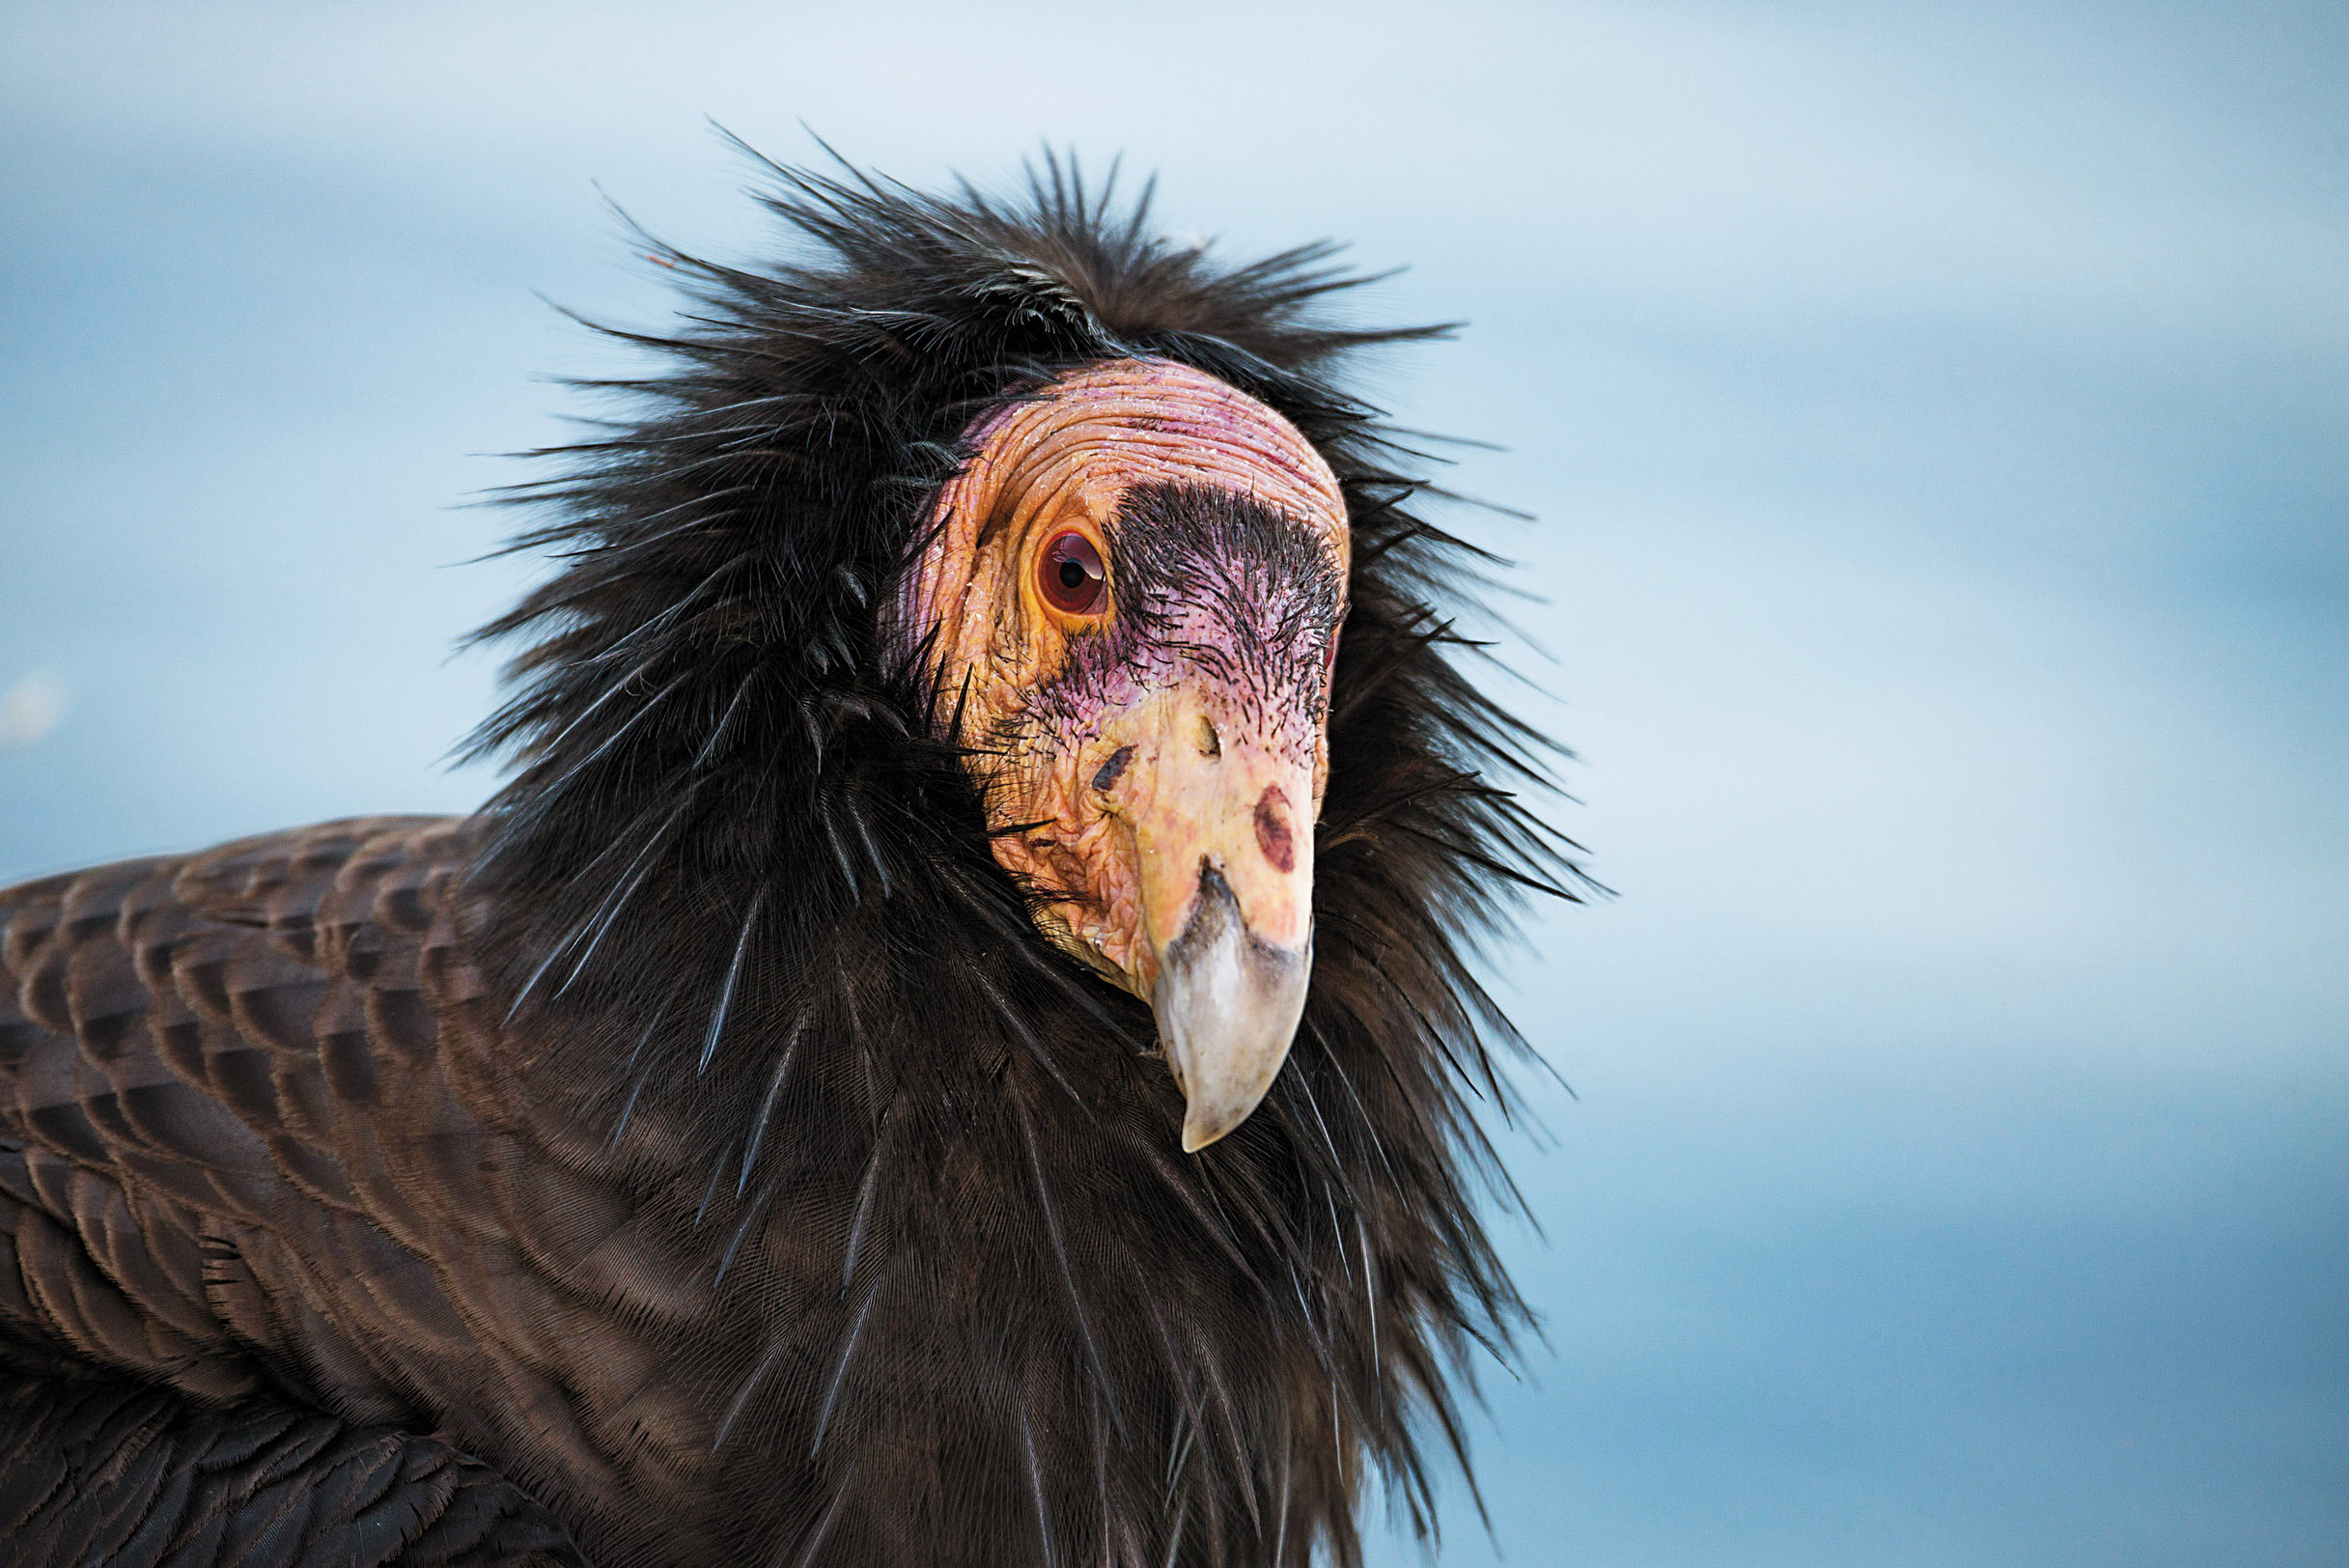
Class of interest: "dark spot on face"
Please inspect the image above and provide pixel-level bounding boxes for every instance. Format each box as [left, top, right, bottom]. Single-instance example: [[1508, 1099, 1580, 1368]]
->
[[1254, 786, 1295, 873], [1092, 744, 1134, 793]]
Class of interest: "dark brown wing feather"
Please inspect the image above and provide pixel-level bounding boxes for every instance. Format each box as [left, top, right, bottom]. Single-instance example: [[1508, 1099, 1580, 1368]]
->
[[0, 821, 609, 1566], [0, 1373, 584, 1568]]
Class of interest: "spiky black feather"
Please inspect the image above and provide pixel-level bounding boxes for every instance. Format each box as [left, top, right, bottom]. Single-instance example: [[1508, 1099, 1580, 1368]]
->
[[455, 151, 1585, 1565], [0, 149, 1588, 1568]]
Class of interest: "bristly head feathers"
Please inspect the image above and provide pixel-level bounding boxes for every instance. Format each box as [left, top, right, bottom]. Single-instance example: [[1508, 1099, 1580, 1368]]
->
[[460, 148, 1587, 1567]]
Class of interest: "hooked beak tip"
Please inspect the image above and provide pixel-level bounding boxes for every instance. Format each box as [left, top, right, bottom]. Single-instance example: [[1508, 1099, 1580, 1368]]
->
[[1179, 1113, 1230, 1156], [1154, 866, 1311, 1154]]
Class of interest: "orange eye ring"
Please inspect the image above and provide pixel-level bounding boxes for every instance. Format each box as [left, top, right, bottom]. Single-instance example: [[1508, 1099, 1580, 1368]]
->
[[1037, 528, 1109, 619]]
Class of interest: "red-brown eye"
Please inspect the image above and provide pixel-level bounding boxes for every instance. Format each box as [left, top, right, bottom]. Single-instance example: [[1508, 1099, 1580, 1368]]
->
[[1038, 529, 1108, 617]]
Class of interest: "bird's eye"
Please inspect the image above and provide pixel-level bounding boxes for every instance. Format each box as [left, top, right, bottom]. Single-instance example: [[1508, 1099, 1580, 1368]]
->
[[1038, 529, 1108, 618]]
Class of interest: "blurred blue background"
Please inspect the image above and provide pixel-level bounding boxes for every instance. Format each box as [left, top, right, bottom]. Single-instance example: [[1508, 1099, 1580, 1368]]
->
[[3, 4, 2342, 1563]]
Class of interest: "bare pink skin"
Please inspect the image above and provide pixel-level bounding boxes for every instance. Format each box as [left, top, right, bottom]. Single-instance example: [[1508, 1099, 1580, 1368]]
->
[[891, 358, 1350, 1003]]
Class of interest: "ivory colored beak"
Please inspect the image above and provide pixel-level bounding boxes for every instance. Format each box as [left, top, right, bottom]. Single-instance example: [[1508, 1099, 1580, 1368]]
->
[[1110, 685, 1319, 1151], [1154, 865, 1312, 1152]]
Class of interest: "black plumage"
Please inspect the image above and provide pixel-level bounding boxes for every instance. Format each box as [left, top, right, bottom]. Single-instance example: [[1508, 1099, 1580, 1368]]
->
[[0, 155, 1582, 1567]]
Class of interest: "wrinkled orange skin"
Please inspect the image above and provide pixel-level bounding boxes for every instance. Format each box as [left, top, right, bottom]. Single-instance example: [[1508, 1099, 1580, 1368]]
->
[[891, 359, 1349, 994]]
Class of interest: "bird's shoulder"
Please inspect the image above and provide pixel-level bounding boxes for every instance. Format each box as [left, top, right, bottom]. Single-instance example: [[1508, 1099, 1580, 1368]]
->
[[0, 816, 731, 1526], [0, 815, 479, 1195], [0, 816, 493, 1403]]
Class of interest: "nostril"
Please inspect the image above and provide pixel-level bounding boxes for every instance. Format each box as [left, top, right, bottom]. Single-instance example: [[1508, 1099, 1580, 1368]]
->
[[1253, 787, 1295, 873], [1091, 745, 1134, 793], [1197, 716, 1221, 758]]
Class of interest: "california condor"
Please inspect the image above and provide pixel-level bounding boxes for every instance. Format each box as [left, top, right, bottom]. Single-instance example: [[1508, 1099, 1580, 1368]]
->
[[0, 154, 1580, 1568]]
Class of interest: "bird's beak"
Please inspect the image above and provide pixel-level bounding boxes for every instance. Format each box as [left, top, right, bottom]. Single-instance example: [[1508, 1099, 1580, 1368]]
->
[[1154, 864, 1311, 1153], [1108, 688, 1316, 1152]]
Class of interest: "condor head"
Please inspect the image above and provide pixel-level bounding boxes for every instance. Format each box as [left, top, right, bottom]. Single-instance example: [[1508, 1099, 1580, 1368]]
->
[[894, 357, 1349, 1152]]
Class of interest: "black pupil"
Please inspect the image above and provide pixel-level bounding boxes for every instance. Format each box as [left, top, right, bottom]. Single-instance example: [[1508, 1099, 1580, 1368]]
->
[[1059, 559, 1089, 589]]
